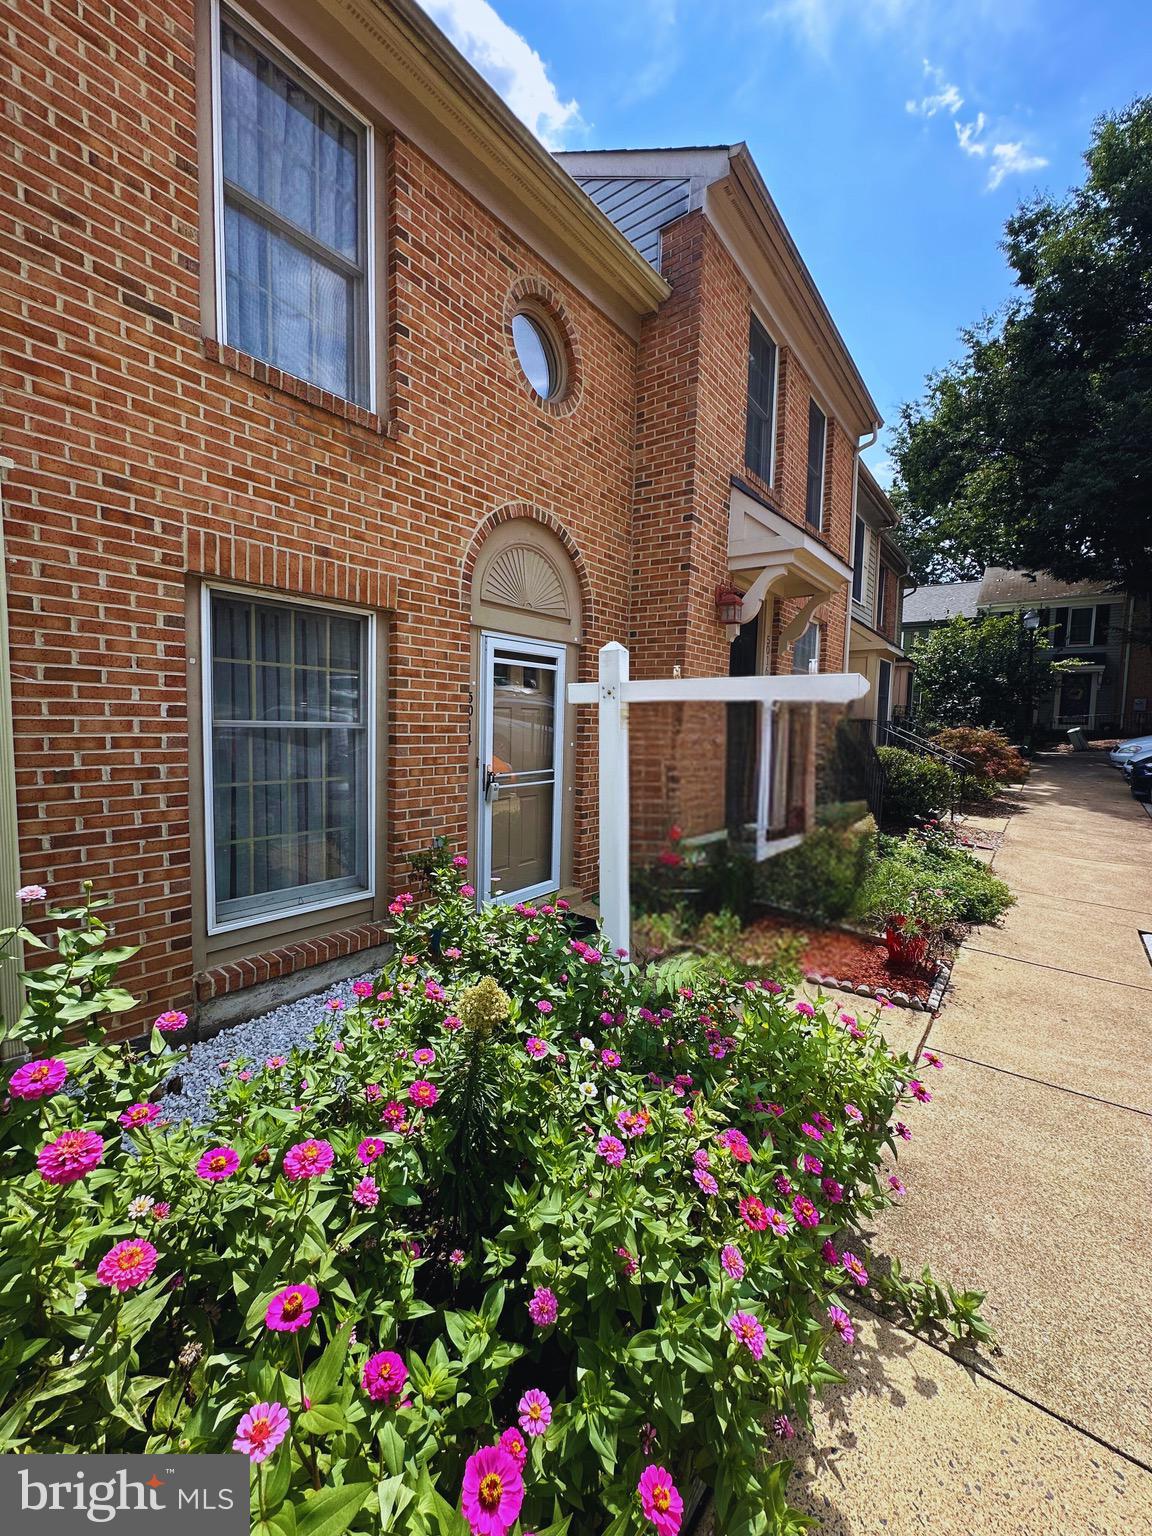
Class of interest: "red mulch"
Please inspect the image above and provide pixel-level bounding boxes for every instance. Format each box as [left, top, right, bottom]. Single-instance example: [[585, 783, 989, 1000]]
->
[[744, 914, 937, 1002]]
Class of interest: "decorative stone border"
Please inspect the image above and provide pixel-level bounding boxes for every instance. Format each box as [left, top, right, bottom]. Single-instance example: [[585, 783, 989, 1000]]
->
[[802, 969, 937, 1013]]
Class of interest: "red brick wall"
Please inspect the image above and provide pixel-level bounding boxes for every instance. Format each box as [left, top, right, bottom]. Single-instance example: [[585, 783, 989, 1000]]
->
[[0, 0, 638, 1027], [628, 213, 857, 850]]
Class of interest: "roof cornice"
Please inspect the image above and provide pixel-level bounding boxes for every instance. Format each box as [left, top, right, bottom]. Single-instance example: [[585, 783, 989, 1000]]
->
[[721, 146, 881, 433], [327, 0, 670, 320]]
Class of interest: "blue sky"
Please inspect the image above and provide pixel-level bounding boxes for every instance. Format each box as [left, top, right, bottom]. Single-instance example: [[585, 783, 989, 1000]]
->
[[419, 0, 1150, 483]]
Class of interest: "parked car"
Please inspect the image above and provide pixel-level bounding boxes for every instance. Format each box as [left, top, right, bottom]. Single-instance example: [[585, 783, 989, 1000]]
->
[[1130, 756, 1152, 802], [1109, 735, 1152, 767], [1122, 748, 1152, 783]]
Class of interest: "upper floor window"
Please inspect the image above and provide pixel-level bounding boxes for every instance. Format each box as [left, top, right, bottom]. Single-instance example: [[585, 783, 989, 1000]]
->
[[744, 316, 777, 484], [851, 516, 867, 604], [791, 622, 820, 675], [876, 563, 889, 631], [1048, 604, 1113, 648], [215, 10, 372, 405], [804, 400, 827, 529]]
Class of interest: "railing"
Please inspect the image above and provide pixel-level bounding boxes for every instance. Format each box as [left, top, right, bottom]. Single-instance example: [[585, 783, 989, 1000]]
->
[[823, 717, 886, 827], [877, 719, 976, 819]]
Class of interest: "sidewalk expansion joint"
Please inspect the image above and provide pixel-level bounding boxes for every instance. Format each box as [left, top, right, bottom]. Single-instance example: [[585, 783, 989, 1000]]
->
[[925, 1048, 1151, 1118], [855, 1299, 1152, 1477], [961, 944, 1152, 994]]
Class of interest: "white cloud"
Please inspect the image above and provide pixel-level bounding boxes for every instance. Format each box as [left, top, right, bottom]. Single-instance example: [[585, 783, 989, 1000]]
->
[[905, 60, 963, 118], [419, 0, 583, 148], [954, 112, 1047, 188]]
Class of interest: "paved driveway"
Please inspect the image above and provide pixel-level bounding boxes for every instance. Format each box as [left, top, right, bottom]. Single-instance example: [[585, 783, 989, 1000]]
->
[[793, 753, 1152, 1534]]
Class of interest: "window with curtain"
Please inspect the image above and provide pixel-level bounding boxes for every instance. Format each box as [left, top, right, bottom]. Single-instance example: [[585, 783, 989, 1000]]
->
[[791, 622, 820, 674], [206, 591, 372, 928], [217, 13, 370, 404], [804, 399, 827, 528], [744, 316, 777, 483]]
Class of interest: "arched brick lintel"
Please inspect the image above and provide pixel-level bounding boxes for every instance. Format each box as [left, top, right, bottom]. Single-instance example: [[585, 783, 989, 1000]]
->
[[460, 502, 596, 635]]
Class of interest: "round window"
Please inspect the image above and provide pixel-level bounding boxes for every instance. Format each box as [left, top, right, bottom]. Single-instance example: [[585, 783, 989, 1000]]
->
[[511, 311, 562, 399]]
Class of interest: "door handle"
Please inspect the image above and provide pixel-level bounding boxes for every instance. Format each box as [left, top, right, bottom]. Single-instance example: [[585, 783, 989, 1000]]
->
[[483, 765, 499, 802]]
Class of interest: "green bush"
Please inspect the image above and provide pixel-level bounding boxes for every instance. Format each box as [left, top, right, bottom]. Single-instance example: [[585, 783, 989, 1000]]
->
[[754, 818, 877, 921], [0, 874, 975, 1536], [877, 747, 956, 824], [852, 828, 1014, 934]]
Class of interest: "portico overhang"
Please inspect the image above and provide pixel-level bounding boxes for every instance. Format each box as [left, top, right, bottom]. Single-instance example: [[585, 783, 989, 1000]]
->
[[848, 615, 905, 662], [727, 480, 852, 639]]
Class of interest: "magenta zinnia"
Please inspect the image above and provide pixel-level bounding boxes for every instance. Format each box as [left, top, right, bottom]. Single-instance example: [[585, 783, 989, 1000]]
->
[[195, 1146, 239, 1181], [233, 1401, 290, 1463], [37, 1129, 104, 1186], [362, 1348, 407, 1402], [720, 1243, 744, 1280], [527, 1286, 558, 1327], [765, 1206, 790, 1237], [461, 1445, 524, 1536], [827, 1304, 855, 1345], [9, 1058, 67, 1100], [118, 1102, 160, 1129], [728, 1310, 766, 1361], [791, 1194, 820, 1229], [265, 1283, 319, 1332], [597, 1135, 626, 1166], [96, 1238, 158, 1292], [638, 1463, 684, 1535], [283, 1139, 334, 1180], [408, 1079, 439, 1108], [356, 1137, 384, 1165], [525, 1037, 548, 1058], [841, 1251, 869, 1287], [352, 1176, 379, 1209], [154, 1010, 188, 1034], [498, 1426, 527, 1468], [738, 1195, 769, 1231], [517, 1388, 551, 1437]]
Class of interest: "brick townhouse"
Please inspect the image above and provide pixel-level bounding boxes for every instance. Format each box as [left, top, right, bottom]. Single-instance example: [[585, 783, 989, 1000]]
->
[[0, 0, 884, 1031]]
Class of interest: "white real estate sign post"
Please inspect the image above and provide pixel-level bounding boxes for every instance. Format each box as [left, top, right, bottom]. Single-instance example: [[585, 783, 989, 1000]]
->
[[568, 642, 870, 956]]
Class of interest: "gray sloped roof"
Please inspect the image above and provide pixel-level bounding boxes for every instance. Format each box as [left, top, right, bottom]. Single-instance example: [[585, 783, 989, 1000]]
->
[[977, 567, 1119, 605], [902, 581, 983, 625]]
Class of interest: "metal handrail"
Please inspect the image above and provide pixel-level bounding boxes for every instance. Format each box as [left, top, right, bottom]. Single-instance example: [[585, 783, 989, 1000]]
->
[[879, 721, 975, 774]]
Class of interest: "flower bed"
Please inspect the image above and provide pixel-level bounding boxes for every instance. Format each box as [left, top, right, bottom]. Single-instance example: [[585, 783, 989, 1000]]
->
[[739, 916, 938, 1005], [0, 879, 984, 1536]]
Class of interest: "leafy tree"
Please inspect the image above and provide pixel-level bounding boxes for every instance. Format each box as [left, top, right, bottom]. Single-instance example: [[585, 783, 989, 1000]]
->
[[892, 98, 1152, 592], [909, 613, 1055, 730]]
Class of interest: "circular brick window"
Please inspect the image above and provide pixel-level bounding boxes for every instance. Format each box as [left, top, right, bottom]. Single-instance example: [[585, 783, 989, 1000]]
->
[[504, 279, 582, 415], [511, 306, 566, 400]]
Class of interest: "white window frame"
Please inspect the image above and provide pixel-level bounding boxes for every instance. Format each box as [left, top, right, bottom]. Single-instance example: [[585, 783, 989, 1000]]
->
[[745, 312, 780, 487], [477, 632, 566, 907], [201, 584, 377, 935], [209, 0, 378, 411], [1055, 603, 1102, 650]]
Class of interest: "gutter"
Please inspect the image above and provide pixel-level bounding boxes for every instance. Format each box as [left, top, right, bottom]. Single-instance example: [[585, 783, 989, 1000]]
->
[[845, 427, 880, 670]]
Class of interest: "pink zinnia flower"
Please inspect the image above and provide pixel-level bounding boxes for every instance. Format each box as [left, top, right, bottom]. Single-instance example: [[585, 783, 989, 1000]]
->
[[923, 1051, 944, 1069], [17, 883, 47, 902], [721, 1244, 745, 1280], [909, 1080, 932, 1103], [283, 1139, 334, 1180], [821, 1239, 838, 1264], [525, 1037, 548, 1059], [800, 1122, 824, 1142], [266, 1056, 286, 1070], [154, 1010, 188, 1034], [716, 1128, 752, 1163], [616, 1245, 639, 1277], [774, 1174, 793, 1199], [693, 1148, 711, 1168], [460, 884, 476, 899], [449, 1249, 465, 1266], [352, 979, 374, 999], [96, 1238, 158, 1292], [10, 1058, 68, 1100], [728, 1310, 766, 1361], [692, 1167, 718, 1196], [802, 1153, 823, 1176], [794, 1001, 815, 1018], [353, 1176, 379, 1209], [196, 1146, 239, 1181], [517, 1388, 551, 1437], [842, 1251, 869, 1286], [888, 1174, 906, 1196], [597, 1135, 626, 1166], [617, 1108, 651, 1138], [362, 1349, 407, 1402], [773, 1413, 795, 1440], [413, 1046, 436, 1067], [844, 1102, 863, 1123], [822, 1178, 844, 1204], [37, 1129, 103, 1186], [265, 1283, 319, 1332], [357, 1137, 384, 1165], [152, 1202, 171, 1220], [535, 999, 553, 1014], [408, 1080, 439, 1109], [600, 1048, 621, 1069], [765, 1206, 790, 1237], [638, 1464, 683, 1535], [461, 1445, 524, 1536], [452, 854, 469, 868], [498, 1426, 527, 1468], [792, 1194, 819, 1229], [827, 1304, 855, 1345], [739, 1195, 769, 1231], [381, 1101, 408, 1129], [233, 1401, 290, 1463], [527, 1286, 558, 1327]]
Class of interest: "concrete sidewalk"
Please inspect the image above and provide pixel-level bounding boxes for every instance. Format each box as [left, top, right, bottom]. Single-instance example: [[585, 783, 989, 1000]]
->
[[795, 753, 1152, 1533]]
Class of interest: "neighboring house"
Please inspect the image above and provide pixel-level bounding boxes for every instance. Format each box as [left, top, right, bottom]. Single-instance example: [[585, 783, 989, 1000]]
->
[[902, 570, 1150, 733], [847, 464, 912, 734], [1, 5, 884, 1031]]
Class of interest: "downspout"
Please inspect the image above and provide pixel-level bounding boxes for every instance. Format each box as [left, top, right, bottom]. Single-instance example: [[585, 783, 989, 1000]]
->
[[845, 425, 880, 671]]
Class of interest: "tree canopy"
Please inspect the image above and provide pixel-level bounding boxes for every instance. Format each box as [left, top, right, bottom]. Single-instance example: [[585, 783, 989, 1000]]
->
[[892, 98, 1152, 591], [909, 613, 1055, 731]]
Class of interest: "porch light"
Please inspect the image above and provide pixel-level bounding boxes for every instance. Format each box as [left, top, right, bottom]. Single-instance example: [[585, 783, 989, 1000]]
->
[[1022, 609, 1040, 632], [716, 582, 744, 628]]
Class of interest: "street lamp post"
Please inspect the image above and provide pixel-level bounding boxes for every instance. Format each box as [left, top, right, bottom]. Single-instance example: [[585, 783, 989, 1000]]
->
[[1022, 609, 1040, 750]]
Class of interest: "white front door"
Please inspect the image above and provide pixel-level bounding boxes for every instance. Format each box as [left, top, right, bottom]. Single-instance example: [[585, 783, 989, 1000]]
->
[[477, 633, 565, 904]]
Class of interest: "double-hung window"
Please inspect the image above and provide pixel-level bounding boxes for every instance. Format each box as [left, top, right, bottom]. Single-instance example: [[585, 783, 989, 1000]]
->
[[205, 591, 373, 931], [744, 316, 778, 483], [804, 400, 827, 529], [791, 623, 820, 675], [851, 516, 867, 604], [215, 9, 372, 405]]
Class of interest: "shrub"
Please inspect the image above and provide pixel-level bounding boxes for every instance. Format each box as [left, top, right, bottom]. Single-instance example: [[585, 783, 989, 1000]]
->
[[754, 818, 877, 921], [0, 875, 973, 1536], [852, 828, 1014, 935], [877, 747, 955, 824], [932, 728, 1026, 785]]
